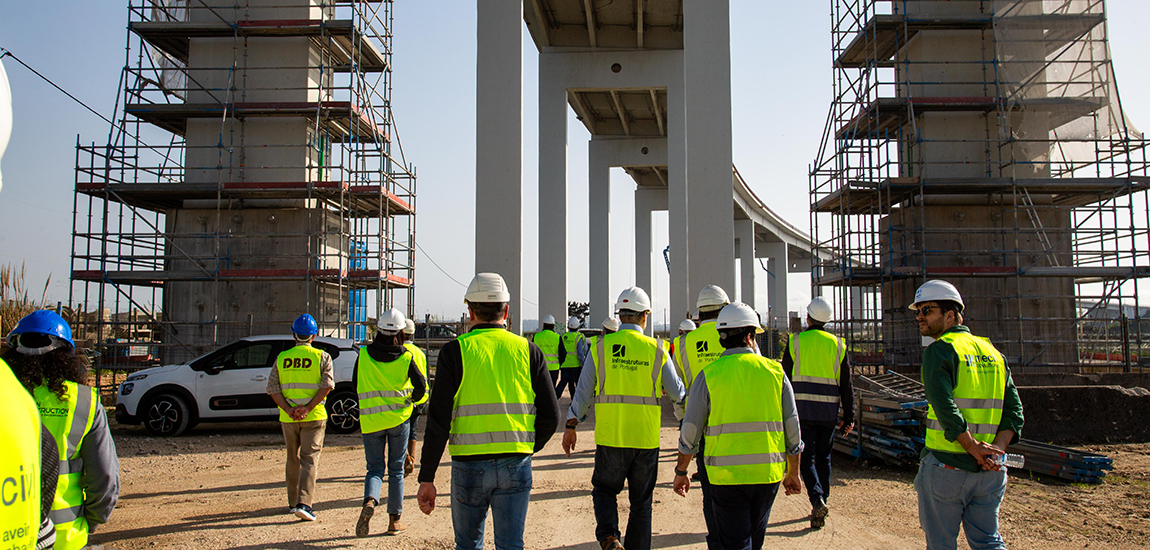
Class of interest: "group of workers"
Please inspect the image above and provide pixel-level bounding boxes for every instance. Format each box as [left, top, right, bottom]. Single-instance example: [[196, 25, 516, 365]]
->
[[263, 271, 1023, 550]]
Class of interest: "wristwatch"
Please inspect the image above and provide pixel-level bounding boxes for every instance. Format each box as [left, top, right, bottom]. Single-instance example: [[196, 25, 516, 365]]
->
[[674, 468, 689, 477], [565, 419, 578, 430]]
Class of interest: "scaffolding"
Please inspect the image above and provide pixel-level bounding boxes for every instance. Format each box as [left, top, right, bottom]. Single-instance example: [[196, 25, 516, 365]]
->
[[70, 0, 416, 367], [810, 0, 1150, 373]]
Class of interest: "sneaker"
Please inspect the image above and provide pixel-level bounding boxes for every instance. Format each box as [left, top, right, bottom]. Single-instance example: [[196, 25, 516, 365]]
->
[[288, 504, 298, 515], [294, 504, 317, 521], [386, 514, 407, 535], [810, 498, 829, 529], [355, 499, 375, 537], [600, 536, 625, 550]]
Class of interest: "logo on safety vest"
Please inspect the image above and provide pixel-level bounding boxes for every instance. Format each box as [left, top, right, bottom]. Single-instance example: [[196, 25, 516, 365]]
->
[[696, 341, 709, 353], [282, 357, 313, 369], [611, 344, 626, 358]]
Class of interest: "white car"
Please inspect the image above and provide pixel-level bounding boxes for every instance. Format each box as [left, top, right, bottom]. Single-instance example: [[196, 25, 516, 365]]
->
[[115, 335, 361, 436]]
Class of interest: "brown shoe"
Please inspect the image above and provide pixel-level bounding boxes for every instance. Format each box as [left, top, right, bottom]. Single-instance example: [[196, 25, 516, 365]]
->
[[386, 514, 407, 535], [404, 447, 416, 478], [600, 536, 624, 550], [355, 498, 375, 538]]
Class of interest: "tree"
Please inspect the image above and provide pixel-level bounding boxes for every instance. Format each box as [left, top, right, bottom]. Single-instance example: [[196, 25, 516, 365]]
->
[[567, 301, 589, 327]]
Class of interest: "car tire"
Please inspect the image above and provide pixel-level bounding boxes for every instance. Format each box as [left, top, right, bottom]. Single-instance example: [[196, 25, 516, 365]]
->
[[143, 393, 192, 437], [325, 390, 360, 434]]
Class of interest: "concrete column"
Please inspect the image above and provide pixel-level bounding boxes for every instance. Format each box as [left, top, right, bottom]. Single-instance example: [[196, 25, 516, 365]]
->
[[736, 220, 756, 310], [666, 81, 690, 321], [765, 241, 788, 328], [475, 0, 523, 332], [538, 59, 568, 327], [683, 0, 736, 300], [588, 142, 612, 326], [636, 187, 668, 337]]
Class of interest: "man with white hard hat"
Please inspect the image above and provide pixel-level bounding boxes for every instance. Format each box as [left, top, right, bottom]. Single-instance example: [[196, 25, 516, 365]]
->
[[673, 302, 803, 549], [781, 296, 855, 529], [563, 286, 686, 550], [417, 273, 561, 549], [909, 280, 1024, 550], [678, 319, 696, 336], [400, 319, 428, 478], [671, 284, 731, 548], [584, 317, 619, 360], [556, 316, 588, 398], [354, 308, 427, 537], [533, 314, 562, 385]]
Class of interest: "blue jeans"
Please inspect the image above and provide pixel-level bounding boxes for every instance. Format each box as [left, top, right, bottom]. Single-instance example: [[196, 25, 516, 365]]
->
[[710, 482, 781, 550], [799, 422, 836, 507], [591, 446, 659, 550], [556, 367, 581, 398], [451, 455, 533, 550], [914, 452, 1008, 550], [362, 422, 409, 515]]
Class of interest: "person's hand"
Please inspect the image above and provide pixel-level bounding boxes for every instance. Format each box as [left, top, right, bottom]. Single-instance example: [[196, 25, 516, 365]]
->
[[290, 406, 307, 420], [417, 482, 437, 515], [839, 421, 855, 437], [962, 438, 1002, 470], [783, 473, 802, 495], [673, 475, 690, 497], [562, 428, 578, 457]]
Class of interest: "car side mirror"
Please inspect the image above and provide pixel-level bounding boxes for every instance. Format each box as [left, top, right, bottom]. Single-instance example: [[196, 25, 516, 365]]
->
[[205, 365, 222, 375]]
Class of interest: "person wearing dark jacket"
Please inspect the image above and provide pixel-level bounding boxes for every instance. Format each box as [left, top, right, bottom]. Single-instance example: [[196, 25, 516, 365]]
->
[[417, 273, 561, 550]]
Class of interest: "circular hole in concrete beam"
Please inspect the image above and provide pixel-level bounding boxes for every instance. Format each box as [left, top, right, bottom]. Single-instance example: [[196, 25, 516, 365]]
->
[[611, 63, 622, 73], [641, 147, 649, 155]]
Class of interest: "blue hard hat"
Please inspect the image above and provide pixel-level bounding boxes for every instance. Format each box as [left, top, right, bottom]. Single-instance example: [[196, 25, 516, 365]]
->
[[291, 314, 319, 336], [8, 309, 75, 351]]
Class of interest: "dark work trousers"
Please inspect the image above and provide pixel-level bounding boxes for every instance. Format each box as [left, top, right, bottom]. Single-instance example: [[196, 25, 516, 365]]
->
[[555, 367, 581, 398], [548, 370, 560, 387], [799, 422, 837, 508], [592, 446, 659, 550], [710, 482, 781, 550], [695, 436, 719, 549]]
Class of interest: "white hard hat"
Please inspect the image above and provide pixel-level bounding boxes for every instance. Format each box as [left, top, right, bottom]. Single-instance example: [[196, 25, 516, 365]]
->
[[615, 286, 652, 313], [567, 316, 581, 330], [542, 314, 556, 325], [679, 319, 697, 332], [403, 319, 416, 335], [602, 317, 620, 332], [377, 308, 406, 333], [696, 284, 731, 312], [716, 302, 765, 334], [807, 296, 833, 323], [464, 272, 510, 303], [909, 280, 965, 311]]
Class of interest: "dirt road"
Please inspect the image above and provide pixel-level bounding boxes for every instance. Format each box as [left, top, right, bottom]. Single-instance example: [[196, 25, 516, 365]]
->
[[93, 401, 1149, 549]]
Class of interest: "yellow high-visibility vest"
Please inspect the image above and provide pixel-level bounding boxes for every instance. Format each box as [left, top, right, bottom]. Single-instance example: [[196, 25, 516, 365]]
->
[[35, 380, 97, 550], [591, 329, 665, 449], [404, 342, 429, 406], [560, 331, 585, 368], [788, 330, 845, 403], [275, 345, 328, 423], [532, 330, 561, 372], [0, 359, 41, 550], [673, 321, 723, 401], [703, 353, 788, 485], [357, 348, 414, 433], [449, 329, 537, 456], [924, 332, 1006, 454]]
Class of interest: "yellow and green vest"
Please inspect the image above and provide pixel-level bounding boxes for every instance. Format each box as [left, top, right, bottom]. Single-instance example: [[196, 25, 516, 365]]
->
[[275, 344, 328, 423], [404, 342, 429, 406], [560, 331, 586, 368], [35, 380, 98, 550], [703, 353, 788, 485], [449, 328, 537, 456], [0, 359, 41, 550], [924, 332, 1006, 454], [532, 330, 561, 372], [591, 329, 666, 449], [788, 329, 846, 423], [357, 348, 415, 433], [673, 321, 723, 401]]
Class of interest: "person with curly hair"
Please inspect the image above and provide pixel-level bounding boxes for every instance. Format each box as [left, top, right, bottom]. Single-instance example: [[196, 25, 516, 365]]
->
[[5, 310, 120, 550]]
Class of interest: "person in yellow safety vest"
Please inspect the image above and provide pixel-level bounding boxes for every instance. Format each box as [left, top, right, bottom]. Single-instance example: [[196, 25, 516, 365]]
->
[[673, 302, 803, 550], [563, 286, 686, 550], [671, 284, 729, 548], [555, 316, 587, 399], [781, 296, 855, 530], [354, 309, 427, 538], [1, 355, 57, 550], [584, 317, 619, 358], [416, 273, 561, 550], [909, 280, 1024, 550], [267, 313, 334, 522], [401, 318, 429, 478], [5, 310, 120, 550], [533, 315, 562, 386]]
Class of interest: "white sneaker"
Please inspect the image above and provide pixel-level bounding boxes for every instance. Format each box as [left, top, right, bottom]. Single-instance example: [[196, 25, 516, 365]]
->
[[294, 504, 317, 521]]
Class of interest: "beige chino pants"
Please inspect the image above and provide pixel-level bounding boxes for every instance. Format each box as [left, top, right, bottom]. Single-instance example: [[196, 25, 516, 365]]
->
[[281, 419, 326, 507]]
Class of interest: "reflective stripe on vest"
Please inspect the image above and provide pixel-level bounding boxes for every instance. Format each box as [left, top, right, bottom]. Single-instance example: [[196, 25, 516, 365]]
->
[[35, 380, 97, 550], [560, 331, 585, 368], [449, 328, 537, 456], [703, 353, 788, 485], [533, 330, 561, 371], [790, 330, 844, 385], [924, 332, 1007, 454], [592, 330, 665, 449], [276, 345, 328, 423], [673, 322, 723, 402], [357, 348, 415, 433], [0, 359, 42, 550], [404, 343, 430, 406]]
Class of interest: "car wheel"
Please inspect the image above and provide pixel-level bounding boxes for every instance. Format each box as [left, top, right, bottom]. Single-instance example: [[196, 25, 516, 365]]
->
[[325, 390, 360, 434], [143, 393, 192, 437]]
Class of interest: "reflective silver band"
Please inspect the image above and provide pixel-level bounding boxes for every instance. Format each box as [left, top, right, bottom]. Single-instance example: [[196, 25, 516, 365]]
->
[[953, 398, 1004, 409], [597, 337, 607, 395], [359, 389, 410, 400], [925, 418, 1000, 435], [281, 383, 320, 390], [449, 430, 536, 446], [59, 457, 84, 476], [791, 374, 837, 385], [704, 452, 787, 467], [651, 339, 664, 399], [792, 334, 801, 377], [66, 387, 93, 459], [704, 421, 784, 437], [452, 403, 537, 419], [794, 393, 840, 403], [597, 395, 660, 406], [49, 505, 83, 524], [677, 334, 691, 382], [360, 401, 412, 416]]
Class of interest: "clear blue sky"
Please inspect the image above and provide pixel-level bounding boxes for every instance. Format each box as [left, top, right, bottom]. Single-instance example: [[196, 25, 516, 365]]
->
[[2, 1, 1149, 326]]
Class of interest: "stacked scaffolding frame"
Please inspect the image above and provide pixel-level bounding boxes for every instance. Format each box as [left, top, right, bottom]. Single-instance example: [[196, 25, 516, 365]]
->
[[810, 0, 1150, 373], [70, 0, 416, 367]]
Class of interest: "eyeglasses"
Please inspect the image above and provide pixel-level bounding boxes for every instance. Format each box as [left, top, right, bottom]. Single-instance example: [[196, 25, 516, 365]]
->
[[915, 305, 938, 318]]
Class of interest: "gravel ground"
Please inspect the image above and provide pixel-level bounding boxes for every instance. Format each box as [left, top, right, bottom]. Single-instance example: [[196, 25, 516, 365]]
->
[[91, 400, 1150, 550]]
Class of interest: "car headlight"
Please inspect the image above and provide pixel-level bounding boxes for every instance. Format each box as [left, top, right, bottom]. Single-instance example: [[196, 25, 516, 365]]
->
[[125, 373, 148, 382], [120, 383, 134, 396]]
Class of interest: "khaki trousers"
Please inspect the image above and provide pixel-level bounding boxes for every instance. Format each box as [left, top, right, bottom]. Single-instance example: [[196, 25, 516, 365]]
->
[[281, 419, 326, 507]]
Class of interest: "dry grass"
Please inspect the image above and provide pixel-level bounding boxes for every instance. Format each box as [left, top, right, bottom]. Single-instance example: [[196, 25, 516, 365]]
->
[[1, 262, 52, 335]]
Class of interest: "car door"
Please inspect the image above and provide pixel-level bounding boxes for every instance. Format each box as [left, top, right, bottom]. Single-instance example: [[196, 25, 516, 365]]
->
[[194, 340, 284, 419]]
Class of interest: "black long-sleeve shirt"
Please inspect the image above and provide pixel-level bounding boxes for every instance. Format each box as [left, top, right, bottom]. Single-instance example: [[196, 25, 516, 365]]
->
[[419, 323, 561, 483], [354, 340, 427, 405], [782, 328, 855, 426]]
